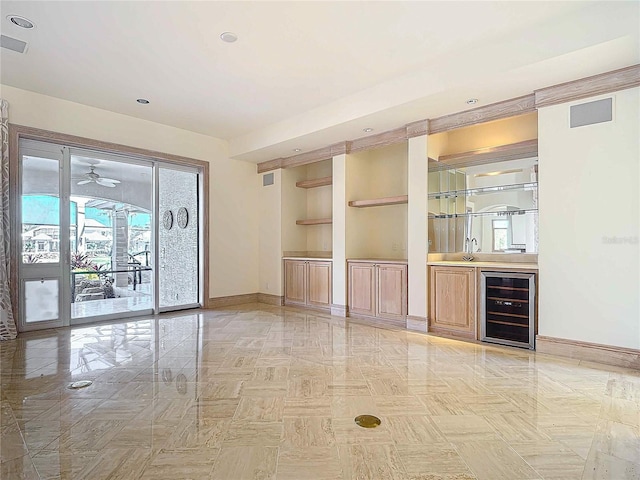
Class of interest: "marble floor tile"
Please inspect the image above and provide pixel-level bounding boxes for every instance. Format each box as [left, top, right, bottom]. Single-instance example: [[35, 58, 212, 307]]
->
[[211, 445, 277, 480], [455, 440, 542, 480], [276, 446, 343, 480], [395, 443, 477, 479], [1, 455, 39, 479], [385, 415, 445, 444], [233, 396, 284, 422], [223, 421, 283, 446], [281, 416, 335, 449], [338, 444, 407, 480], [2, 307, 640, 479], [139, 449, 218, 479], [431, 414, 500, 442], [510, 441, 587, 480]]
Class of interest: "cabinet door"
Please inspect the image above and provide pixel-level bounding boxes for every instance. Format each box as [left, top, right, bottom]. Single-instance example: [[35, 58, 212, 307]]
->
[[284, 260, 307, 306], [308, 261, 332, 308], [348, 263, 376, 317], [376, 263, 407, 321], [429, 266, 476, 338]]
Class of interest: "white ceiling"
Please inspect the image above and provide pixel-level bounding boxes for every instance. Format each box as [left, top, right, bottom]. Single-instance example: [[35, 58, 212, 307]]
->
[[1, 1, 638, 163]]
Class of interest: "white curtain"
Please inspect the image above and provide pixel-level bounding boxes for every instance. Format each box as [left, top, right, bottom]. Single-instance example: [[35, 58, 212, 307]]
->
[[0, 99, 17, 340]]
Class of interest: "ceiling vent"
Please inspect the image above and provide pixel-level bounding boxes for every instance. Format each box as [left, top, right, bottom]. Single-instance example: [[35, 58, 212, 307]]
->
[[1, 34, 27, 53]]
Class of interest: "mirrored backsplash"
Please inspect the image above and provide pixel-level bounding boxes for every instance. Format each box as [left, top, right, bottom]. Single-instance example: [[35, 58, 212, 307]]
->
[[428, 157, 538, 254]]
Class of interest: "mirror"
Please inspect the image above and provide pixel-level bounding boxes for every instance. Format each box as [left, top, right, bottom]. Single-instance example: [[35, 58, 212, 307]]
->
[[428, 157, 538, 254]]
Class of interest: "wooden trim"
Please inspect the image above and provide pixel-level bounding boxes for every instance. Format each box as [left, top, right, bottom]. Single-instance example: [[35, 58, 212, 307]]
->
[[534, 64, 640, 108], [296, 176, 332, 188], [406, 120, 429, 138], [349, 127, 407, 153], [256, 158, 282, 174], [9, 124, 210, 317], [257, 144, 343, 174], [536, 335, 640, 370], [331, 304, 347, 317], [10, 124, 209, 169], [209, 293, 258, 308], [406, 315, 427, 332], [348, 195, 408, 208], [296, 218, 332, 225], [433, 139, 538, 171], [257, 293, 284, 306], [428, 95, 536, 134]]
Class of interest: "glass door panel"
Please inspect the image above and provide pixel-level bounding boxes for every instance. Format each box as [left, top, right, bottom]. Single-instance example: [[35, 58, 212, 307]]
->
[[158, 167, 200, 310], [19, 143, 67, 330], [70, 151, 153, 323]]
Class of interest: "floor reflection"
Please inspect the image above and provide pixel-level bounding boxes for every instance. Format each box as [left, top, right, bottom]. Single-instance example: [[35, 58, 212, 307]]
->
[[1, 305, 639, 479]]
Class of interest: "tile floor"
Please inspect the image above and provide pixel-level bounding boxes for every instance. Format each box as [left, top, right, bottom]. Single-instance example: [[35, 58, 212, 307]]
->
[[1, 304, 639, 479]]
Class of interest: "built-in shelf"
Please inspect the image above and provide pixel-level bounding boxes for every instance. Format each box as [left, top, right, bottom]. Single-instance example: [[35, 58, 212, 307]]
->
[[296, 176, 332, 189], [296, 218, 332, 225], [428, 182, 538, 200], [429, 208, 537, 219], [348, 195, 408, 208]]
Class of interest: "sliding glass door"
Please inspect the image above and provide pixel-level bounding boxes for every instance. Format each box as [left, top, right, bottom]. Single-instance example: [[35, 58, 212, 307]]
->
[[69, 149, 154, 323], [17, 139, 203, 331]]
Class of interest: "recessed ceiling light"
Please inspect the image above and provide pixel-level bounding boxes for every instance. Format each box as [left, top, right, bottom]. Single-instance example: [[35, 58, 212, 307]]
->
[[7, 15, 35, 29], [466, 98, 478, 105], [220, 32, 238, 43], [293, 148, 301, 152], [136, 98, 150, 104], [363, 128, 374, 133]]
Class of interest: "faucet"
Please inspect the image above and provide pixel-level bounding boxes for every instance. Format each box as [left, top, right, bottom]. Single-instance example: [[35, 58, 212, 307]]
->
[[463, 237, 477, 261]]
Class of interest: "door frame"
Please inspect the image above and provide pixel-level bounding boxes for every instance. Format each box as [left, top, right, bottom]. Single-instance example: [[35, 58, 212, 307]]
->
[[9, 124, 210, 330]]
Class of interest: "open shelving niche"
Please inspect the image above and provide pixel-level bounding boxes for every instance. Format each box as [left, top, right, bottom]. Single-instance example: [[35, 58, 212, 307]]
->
[[346, 142, 408, 260], [282, 159, 333, 255]]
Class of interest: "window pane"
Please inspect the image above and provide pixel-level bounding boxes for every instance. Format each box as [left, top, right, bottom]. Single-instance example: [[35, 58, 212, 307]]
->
[[22, 156, 60, 264]]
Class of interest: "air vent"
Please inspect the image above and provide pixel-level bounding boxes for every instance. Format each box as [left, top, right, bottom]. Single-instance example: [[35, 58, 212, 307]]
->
[[1, 34, 27, 53], [263, 173, 274, 186], [570, 98, 612, 128]]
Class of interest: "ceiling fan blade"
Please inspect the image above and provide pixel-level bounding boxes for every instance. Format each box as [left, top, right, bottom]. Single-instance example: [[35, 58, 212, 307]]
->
[[77, 179, 92, 185], [96, 178, 116, 187], [101, 177, 121, 184]]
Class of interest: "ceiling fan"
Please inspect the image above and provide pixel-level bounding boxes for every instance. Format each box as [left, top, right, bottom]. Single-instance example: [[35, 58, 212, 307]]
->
[[75, 165, 121, 188]]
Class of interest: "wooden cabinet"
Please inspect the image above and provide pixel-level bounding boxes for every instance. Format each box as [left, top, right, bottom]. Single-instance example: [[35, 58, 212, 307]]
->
[[284, 259, 332, 310], [429, 266, 476, 339], [348, 261, 407, 324]]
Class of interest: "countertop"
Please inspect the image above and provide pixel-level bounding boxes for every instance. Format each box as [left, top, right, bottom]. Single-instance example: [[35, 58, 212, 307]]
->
[[427, 260, 538, 270], [348, 258, 408, 264], [283, 256, 332, 261]]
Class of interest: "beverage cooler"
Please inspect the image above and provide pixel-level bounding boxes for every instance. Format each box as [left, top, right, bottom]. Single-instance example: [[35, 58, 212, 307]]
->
[[480, 271, 536, 350]]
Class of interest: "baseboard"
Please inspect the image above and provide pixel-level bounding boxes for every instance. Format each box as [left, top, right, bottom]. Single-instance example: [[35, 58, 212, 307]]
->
[[331, 304, 347, 317], [257, 293, 284, 306], [536, 335, 640, 370], [208, 293, 258, 308], [406, 315, 427, 333], [346, 312, 406, 330]]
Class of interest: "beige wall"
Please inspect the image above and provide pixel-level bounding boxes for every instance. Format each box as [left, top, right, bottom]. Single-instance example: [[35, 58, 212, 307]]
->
[[2, 84, 260, 299], [538, 87, 639, 349], [259, 170, 283, 296]]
